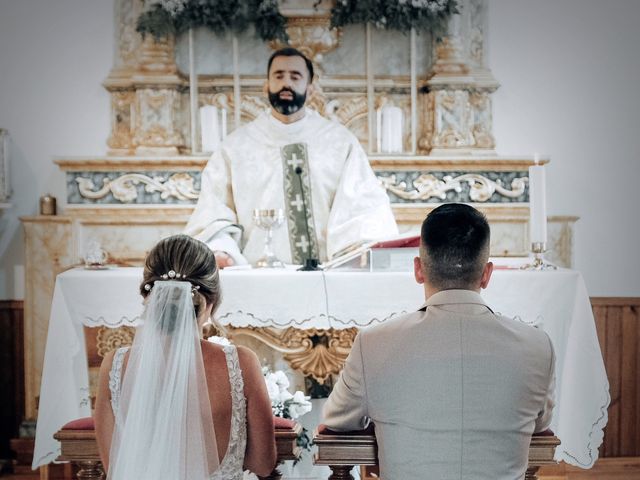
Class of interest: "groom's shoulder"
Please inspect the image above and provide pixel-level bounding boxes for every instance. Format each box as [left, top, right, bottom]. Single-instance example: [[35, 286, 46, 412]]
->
[[358, 309, 425, 342]]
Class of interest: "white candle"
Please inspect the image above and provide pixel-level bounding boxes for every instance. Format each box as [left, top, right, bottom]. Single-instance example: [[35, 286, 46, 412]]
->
[[529, 162, 547, 244], [376, 108, 382, 153], [381, 105, 403, 153], [221, 108, 227, 139], [200, 105, 219, 153]]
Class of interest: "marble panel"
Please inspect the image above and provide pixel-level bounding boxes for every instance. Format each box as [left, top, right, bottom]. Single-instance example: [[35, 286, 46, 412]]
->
[[66, 171, 201, 205], [22, 218, 74, 419], [379, 170, 528, 203]]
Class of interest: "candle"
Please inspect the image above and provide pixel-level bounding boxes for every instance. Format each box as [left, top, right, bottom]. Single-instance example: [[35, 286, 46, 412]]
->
[[200, 105, 220, 153], [221, 108, 227, 139], [381, 105, 403, 153], [529, 162, 547, 244], [376, 108, 382, 153]]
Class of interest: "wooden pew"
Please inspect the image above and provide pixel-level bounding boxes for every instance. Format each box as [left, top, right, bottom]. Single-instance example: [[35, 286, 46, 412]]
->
[[313, 425, 560, 480], [54, 417, 302, 480]]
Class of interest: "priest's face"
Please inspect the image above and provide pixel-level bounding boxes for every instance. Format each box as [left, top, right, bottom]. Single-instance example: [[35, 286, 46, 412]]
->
[[267, 55, 311, 116]]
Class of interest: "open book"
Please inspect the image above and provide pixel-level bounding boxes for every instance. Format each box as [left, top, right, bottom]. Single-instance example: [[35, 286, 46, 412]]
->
[[322, 231, 421, 270]]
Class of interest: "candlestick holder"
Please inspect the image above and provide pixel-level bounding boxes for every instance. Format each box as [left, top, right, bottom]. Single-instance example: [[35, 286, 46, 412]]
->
[[521, 242, 558, 271]]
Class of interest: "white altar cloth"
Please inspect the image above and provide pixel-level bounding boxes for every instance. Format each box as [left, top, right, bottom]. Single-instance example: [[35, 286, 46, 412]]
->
[[33, 266, 609, 469]]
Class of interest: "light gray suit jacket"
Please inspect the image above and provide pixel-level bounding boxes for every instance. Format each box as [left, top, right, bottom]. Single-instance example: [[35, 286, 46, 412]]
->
[[323, 289, 555, 480]]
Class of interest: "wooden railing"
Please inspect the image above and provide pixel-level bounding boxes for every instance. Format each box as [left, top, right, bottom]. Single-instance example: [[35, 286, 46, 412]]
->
[[313, 426, 560, 480], [54, 418, 302, 480]]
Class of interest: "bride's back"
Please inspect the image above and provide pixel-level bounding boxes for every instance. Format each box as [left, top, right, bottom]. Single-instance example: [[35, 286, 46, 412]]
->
[[201, 340, 234, 461], [94, 234, 276, 478]]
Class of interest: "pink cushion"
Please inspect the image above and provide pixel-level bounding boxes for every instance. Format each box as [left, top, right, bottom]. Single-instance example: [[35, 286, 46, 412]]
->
[[317, 423, 375, 436], [533, 429, 555, 437], [61, 417, 95, 430], [273, 416, 296, 430]]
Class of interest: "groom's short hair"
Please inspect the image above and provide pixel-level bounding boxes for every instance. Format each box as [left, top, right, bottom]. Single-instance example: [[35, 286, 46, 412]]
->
[[420, 203, 490, 290]]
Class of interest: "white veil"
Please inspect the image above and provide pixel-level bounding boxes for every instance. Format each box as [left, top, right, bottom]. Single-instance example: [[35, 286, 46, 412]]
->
[[108, 280, 219, 480]]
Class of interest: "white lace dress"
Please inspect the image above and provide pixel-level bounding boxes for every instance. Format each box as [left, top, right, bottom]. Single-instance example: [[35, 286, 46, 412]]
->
[[109, 344, 248, 480]]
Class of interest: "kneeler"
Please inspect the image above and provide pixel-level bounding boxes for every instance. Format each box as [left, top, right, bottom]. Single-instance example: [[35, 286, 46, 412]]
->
[[313, 424, 560, 480], [53, 416, 302, 480]]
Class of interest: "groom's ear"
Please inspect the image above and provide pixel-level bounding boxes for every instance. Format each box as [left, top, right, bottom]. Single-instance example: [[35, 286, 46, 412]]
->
[[414, 256, 425, 285]]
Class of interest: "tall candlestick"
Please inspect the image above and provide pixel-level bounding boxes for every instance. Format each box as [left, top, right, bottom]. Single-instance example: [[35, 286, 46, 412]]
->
[[529, 163, 547, 244], [232, 35, 241, 130], [188, 28, 198, 153], [365, 23, 374, 155]]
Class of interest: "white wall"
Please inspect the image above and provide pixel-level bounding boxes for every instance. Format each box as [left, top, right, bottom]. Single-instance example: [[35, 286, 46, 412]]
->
[[0, 0, 113, 299], [488, 0, 640, 296], [0, 0, 638, 298]]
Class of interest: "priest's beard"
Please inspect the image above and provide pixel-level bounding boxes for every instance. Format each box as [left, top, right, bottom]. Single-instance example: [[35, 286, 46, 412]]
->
[[268, 87, 307, 116]]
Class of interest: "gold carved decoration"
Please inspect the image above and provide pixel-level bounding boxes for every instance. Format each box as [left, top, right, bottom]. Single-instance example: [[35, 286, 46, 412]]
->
[[270, 17, 340, 73], [96, 326, 135, 357], [75, 172, 199, 203], [378, 173, 526, 202], [227, 326, 358, 384]]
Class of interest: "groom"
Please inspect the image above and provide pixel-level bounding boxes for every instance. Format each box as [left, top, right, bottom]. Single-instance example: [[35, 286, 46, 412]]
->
[[322, 203, 556, 479]]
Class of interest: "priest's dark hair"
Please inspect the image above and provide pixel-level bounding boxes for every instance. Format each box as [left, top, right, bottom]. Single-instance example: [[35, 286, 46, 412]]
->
[[419, 203, 490, 290], [267, 47, 315, 82]]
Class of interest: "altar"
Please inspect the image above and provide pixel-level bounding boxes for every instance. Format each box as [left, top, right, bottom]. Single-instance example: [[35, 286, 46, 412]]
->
[[32, 265, 608, 470]]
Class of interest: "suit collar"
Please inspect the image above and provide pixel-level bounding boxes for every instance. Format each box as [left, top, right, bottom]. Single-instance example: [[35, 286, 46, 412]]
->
[[418, 289, 493, 313]]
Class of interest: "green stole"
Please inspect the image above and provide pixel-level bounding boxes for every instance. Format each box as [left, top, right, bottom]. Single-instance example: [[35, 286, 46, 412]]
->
[[281, 143, 320, 264]]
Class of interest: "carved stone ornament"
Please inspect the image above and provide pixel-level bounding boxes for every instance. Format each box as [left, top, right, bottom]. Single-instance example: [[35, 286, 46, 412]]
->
[[378, 173, 527, 202], [133, 88, 184, 154], [96, 326, 135, 357], [227, 326, 358, 384], [107, 92, 136, 154], [76, 172, 199, 203], [469, 90, 495, 149], [430, 90, 474, 148], [270, 16, 340, 74]]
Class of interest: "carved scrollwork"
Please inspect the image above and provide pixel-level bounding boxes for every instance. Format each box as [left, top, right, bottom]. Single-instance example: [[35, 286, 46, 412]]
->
[[227, 326, 358, 384], [76, 172, 199, 203], [96, 326, 135, 357], [378, 173, 526, 202], [270, 17, 340, 74]]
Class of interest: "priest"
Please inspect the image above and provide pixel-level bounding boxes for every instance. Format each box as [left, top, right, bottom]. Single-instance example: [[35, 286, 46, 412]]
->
[[185, 47, 398, 267]]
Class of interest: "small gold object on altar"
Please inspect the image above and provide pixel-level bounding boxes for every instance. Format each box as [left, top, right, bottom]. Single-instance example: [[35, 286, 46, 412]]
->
[[39, 193, 57, 215], [521, 242, 558, 271]]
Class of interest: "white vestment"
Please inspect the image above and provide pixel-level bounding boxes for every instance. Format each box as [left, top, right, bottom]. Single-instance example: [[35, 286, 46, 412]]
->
[[185, 110, 398, 264]]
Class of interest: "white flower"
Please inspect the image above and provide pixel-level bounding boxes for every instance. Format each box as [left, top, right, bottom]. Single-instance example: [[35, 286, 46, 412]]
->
[[156, 0, 187, 15], [262, 367, 311, 419], [287, 391, 312, 419], [273, 370, 290, 390]]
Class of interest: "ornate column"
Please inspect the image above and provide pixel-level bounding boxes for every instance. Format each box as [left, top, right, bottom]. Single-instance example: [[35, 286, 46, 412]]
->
[[105, 0, 187, 156], [422, 0, 499, 155]]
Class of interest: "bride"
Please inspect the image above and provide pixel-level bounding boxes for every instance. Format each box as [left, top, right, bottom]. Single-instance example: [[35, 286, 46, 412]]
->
[[94, 234, 277, 479]]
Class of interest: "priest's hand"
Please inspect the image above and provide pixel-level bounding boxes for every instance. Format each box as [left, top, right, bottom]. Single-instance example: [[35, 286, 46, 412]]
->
[[214, 250, 235, 269]]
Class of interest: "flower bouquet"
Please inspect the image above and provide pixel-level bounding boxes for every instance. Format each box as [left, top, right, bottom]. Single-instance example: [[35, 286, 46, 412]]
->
[[263, 367, 313, 452]]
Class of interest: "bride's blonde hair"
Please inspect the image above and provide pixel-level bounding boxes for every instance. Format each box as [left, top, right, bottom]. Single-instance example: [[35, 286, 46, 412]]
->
[[140, 234, 222, 318]]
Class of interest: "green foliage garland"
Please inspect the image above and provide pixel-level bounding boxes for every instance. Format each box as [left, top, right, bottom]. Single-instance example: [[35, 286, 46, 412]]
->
[[330, 0, 459, 36], [136, 0, 288, 42]]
